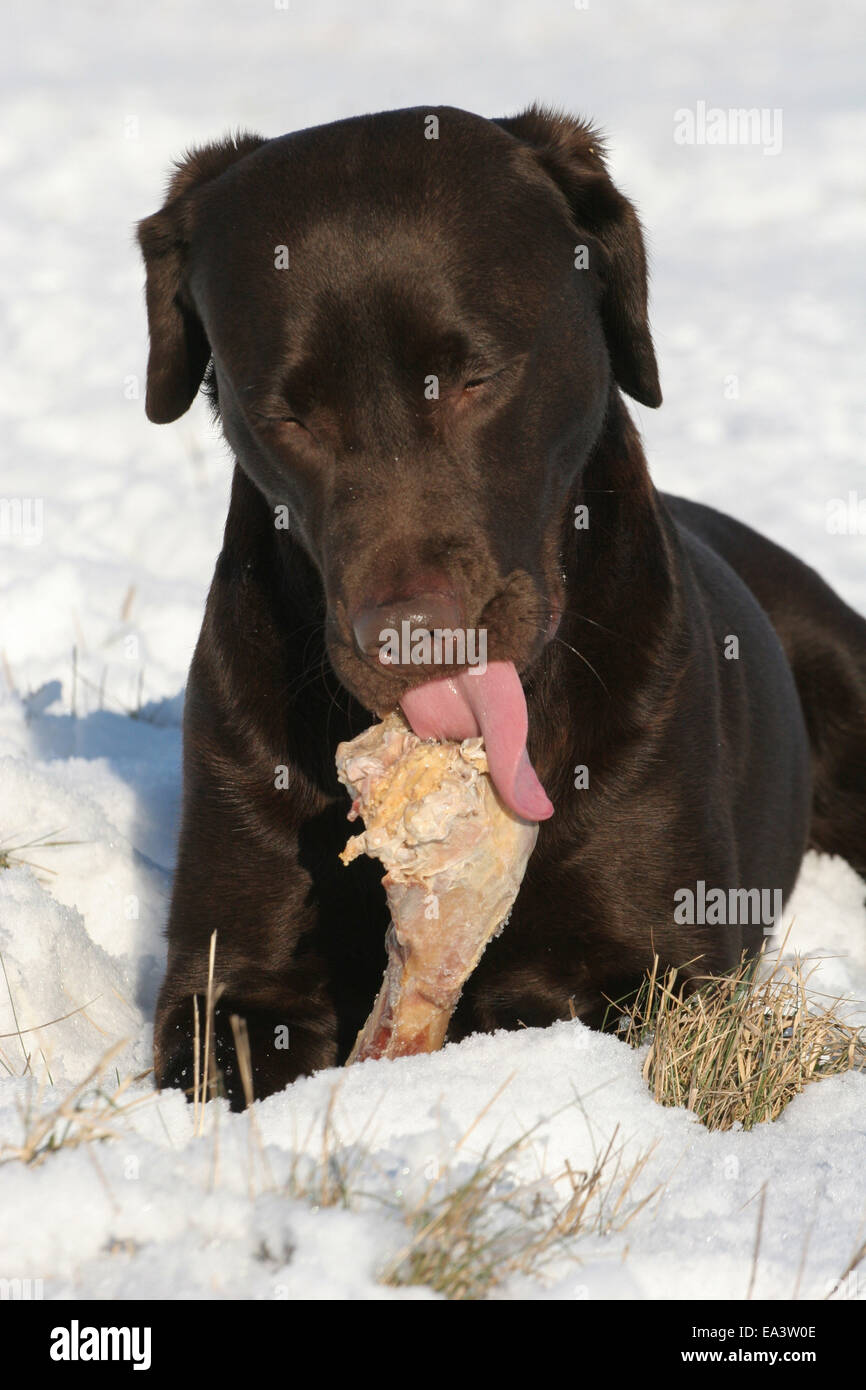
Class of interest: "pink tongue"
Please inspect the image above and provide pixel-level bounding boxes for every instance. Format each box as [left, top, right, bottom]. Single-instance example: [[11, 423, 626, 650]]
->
[[399, 660, 554, 822]]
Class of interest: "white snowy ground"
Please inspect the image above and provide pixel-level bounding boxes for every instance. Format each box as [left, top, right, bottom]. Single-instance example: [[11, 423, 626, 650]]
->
[[1, 0, 865, 1300]]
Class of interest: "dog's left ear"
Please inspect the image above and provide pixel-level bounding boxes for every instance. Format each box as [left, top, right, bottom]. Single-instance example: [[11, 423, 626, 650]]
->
[[496, 105, 661, 409], [136, 132, 266, 423]]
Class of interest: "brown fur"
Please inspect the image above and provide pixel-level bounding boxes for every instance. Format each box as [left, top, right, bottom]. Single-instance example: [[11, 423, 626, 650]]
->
[[137, 105, 866, 1107]]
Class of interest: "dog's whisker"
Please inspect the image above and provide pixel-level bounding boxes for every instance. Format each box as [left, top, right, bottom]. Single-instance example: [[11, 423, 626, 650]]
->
[[550, 636, 610, 696], [519, 610, 623, 642]]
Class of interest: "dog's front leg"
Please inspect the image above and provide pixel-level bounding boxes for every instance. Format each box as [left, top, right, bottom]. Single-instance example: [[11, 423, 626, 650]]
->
[[153, 566, 386, 1110]]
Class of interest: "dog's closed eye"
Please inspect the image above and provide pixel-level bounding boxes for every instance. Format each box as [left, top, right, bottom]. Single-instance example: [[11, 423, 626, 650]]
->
[[252, 409, 310, 435], [456, 359, 523, 403]]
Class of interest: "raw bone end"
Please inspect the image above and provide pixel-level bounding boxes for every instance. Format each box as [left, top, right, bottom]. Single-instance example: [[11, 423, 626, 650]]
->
[[336, 712, 539, 1063]]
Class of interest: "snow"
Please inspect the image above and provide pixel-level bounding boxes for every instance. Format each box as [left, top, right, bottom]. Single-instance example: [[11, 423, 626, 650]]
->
[[1, 0, 864, 1300]]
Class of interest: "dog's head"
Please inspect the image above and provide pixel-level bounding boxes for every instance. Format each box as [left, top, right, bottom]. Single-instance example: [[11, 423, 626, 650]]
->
[[138, 105, 660, 817]]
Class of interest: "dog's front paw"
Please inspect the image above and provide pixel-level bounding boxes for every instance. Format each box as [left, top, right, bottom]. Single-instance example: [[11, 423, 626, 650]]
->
[[153, 995, 338, 1110]]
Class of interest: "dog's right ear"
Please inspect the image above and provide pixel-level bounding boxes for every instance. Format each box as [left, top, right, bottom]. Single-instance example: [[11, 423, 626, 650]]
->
[[496, 106, 661, 409], [136, 133, 266, 424]]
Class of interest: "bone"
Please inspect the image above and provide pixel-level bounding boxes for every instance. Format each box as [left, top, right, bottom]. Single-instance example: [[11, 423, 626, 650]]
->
[[336, 711, 539, 1062]]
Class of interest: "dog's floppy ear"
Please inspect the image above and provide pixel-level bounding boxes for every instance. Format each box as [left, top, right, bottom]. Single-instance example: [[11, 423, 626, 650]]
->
[[136, 133, 266, 423], [496, 105, 661, 409]]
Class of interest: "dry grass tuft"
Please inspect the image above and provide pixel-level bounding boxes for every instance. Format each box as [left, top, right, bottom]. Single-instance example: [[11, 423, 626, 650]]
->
[[0, 829, 81, 876], [620, 947, 866, 1131], [1, 927, 667, 1298], [0, 1041, 151, 1166], [381, 1086, 660, 1299]]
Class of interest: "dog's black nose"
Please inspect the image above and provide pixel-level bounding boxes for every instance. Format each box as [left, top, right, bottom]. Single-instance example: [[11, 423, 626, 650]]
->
[[352, 590, 464, 663]]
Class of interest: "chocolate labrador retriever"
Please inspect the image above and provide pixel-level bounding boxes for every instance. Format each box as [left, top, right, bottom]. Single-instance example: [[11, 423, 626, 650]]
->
[[138, 105, 866, 1107]]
